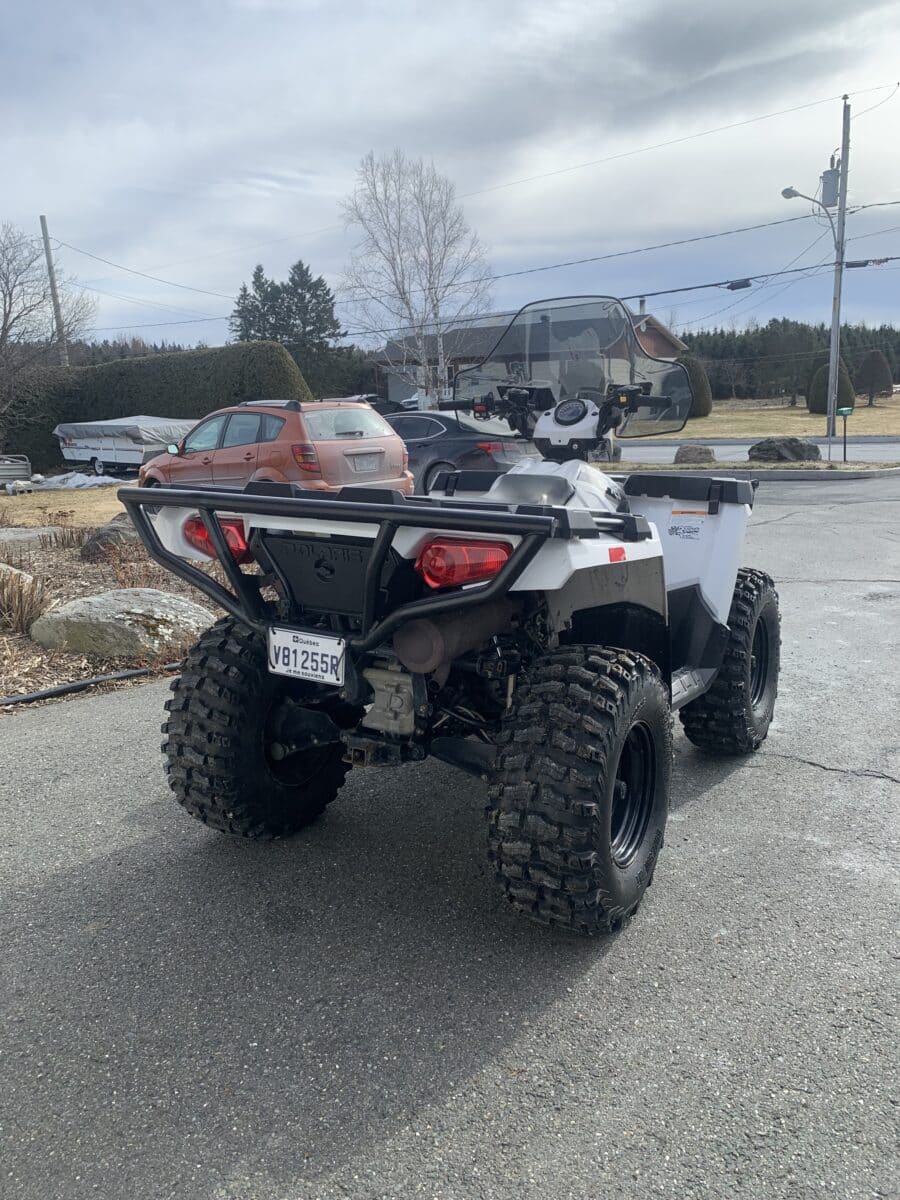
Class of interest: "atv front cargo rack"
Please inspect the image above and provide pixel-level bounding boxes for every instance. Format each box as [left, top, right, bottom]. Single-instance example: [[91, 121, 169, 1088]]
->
[[118, 483, 651, 647]]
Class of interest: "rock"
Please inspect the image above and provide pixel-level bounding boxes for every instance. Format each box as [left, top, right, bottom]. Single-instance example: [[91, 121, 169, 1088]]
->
[[674, 444, 716, 465], [748, 437, 821, 463], [0, 562, 34, 585], [80, 512, 143, 561], [30, 588, 213, 659]]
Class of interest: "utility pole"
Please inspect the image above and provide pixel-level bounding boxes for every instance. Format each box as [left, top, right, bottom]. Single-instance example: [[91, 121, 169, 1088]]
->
[[39, 215, 69, 367], [825, 96, 851, 448]]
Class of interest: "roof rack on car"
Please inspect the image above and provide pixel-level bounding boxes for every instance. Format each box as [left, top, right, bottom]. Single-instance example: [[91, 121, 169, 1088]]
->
[[240, 399, 302, 410]]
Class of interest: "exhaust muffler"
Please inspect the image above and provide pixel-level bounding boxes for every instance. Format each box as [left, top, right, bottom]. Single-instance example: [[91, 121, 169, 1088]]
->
[[392, 597, 520, 675]]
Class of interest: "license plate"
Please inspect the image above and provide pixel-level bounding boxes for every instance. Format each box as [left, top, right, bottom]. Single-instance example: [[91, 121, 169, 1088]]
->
[[267, 626, 345, 686], [349, 453, 381, 472]]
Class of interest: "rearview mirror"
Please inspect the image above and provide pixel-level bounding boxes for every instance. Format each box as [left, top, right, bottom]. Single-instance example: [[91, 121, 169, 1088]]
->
[[167, 443, 180, 455], [616, 362, 693, 439]]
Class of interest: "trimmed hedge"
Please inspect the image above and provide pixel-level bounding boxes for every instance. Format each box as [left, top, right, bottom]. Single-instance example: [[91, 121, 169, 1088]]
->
[[2, 341, 311, 470], [807, 361, 855, 415], [676, 354, 713, 418]]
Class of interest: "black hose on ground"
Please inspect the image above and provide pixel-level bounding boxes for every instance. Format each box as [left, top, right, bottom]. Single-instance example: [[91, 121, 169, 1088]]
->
[[0, 662, 181, 709]]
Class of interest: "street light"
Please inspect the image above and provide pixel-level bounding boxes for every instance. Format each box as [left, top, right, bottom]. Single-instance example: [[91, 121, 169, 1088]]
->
[[781, 187, 837, 242], [779, 95, 851, 464]]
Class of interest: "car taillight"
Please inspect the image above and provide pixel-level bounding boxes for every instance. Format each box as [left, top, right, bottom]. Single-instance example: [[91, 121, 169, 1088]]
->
[[183, 515, 254, 564], [476, 441, 505, 456], [415, 537, 512, 590], [402, 446, 409, 472], [291, 443, 321, 474]]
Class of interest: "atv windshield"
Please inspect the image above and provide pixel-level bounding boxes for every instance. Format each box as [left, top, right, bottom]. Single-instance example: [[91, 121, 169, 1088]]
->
[[453, 297, 693, 437]]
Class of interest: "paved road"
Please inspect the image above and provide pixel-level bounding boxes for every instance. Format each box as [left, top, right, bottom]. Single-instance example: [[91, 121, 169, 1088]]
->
[[627, 439, 900, 464], [2, 478, 898, 1200]]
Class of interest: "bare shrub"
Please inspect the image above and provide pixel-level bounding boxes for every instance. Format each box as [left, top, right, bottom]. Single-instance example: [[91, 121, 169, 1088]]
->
[[0, 570, 48, 634], [38, 526, 93, 550]]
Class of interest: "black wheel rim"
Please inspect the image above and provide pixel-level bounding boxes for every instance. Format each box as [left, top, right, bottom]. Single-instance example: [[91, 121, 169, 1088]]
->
[[749, 618, 769, 708], [610, 722, 656, 868]]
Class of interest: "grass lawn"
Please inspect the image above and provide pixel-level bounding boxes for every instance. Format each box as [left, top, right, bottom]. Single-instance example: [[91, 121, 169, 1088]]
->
[[661, 394, 900, 439], [0, 486, 125, 529]]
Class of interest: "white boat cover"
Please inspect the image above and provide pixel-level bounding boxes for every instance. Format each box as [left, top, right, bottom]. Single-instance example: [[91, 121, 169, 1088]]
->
[[53, 415, 197, 445]]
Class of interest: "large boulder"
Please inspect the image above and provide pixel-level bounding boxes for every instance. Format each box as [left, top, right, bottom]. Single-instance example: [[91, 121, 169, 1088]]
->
[[80, 512, 143, 562], [748, 437, 821, 463], [674, 444, 716, 465], [30, 588, 213, 659]]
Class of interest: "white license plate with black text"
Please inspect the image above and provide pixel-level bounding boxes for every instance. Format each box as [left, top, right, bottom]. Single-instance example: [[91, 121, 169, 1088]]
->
[[267, 627, 346, 686], [350, 453, 381, 472]]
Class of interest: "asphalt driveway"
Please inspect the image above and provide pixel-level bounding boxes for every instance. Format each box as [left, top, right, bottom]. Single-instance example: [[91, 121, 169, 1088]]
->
[[2, 476, 898, 1200]]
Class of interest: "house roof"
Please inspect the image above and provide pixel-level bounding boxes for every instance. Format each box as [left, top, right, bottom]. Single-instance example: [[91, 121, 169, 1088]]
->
[[630, 312, 688, 354], [373, 306, 686, 367]]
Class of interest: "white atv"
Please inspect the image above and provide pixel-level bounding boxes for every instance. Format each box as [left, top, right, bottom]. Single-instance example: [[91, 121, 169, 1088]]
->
[[121, 296, 780, 937]]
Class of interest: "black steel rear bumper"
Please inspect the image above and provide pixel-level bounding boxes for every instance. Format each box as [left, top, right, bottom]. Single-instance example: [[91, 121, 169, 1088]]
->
[[118, 483, 650, 650]]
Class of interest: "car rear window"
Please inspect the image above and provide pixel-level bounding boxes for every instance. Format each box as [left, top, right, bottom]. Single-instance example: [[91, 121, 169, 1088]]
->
[[387, 416, 445, 440], [302, 407, 393, 439]]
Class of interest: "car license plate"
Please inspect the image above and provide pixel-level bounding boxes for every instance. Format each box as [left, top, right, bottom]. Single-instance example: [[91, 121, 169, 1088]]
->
[[267, 626, 345, 686], [350, 453, 381, 472]]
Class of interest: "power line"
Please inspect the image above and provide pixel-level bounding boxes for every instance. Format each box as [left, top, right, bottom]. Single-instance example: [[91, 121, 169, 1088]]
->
[[82, 83, 897, 276], [55, 240, 234, 300], [851, 82, 899, 121], [148, 224, 343, 271], [334, 200, 900, 309], [336, 212, 828, 306], [84, 247, 900, 335], [336, 255, 900, 339], [64, 280, 219, 320], [678, 230, 834, 327], [457, 84, 900, 199], [87, 314, 230, 332]]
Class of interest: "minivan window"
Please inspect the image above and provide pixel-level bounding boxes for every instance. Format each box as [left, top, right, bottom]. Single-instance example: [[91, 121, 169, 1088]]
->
[[221, 412, 261, 448], [184, 415, 227, 454], [260, 414, 286, 442], [302, 407, 392, 439]]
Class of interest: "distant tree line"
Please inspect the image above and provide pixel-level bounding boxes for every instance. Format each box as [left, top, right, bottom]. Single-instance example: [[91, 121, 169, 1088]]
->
[[681, 319, 899, 402]]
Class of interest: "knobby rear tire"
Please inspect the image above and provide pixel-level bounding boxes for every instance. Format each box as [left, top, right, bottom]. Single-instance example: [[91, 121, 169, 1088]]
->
[[162, 617, 355, 838], [488, 646, 672, 936], [679, 568, 780, 756]]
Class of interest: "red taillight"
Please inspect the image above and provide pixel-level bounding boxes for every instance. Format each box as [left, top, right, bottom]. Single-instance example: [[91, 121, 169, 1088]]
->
[[291, 443, 321, 474], [415, 537, 512, 590], [476, 441, 504, 456], [183, 515, 254, 564]]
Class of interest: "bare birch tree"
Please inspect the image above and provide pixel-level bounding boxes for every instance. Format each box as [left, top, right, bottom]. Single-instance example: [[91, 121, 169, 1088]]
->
[[0, 223, 95, 426], [341, 151, 492, 404]]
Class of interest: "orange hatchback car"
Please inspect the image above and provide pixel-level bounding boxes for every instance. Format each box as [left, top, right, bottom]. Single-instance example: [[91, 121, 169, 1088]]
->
[[138, 399, 413, 494]]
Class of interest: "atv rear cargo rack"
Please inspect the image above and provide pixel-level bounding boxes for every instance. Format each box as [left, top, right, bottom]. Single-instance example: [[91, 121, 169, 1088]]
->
[[118, 483, 651, 646]]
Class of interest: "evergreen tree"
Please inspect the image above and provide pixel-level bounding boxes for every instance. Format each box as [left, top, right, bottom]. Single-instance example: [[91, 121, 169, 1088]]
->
[[854, 349, 893, 406], [230, 260, 342, 355], [808, 362, 855, 415], [676, 354, 713, 417]]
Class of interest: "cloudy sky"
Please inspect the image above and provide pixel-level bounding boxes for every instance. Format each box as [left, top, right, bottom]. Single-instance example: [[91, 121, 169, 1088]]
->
[[5, 0, 899, 346]]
